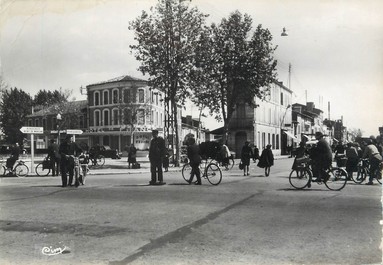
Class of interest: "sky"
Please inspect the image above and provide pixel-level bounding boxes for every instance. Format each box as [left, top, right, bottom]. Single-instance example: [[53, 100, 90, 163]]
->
[[0, 0, 382, 137]]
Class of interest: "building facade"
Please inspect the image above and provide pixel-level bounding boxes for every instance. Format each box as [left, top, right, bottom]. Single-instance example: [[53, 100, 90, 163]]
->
[[227, 81, 293, 156], [84, 75, 165, 151]]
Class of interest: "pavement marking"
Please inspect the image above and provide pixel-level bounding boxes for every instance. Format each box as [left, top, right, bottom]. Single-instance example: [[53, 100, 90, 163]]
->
[[109, 191, 264, 265]]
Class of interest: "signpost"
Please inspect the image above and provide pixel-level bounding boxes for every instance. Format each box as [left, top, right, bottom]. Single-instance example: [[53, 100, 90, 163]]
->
[[20, 127, 44, 174], [66, 129, 83, 141]]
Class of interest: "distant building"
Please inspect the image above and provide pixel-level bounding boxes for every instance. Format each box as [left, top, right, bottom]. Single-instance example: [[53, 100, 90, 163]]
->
[[181, 115, 209, 144], [227, 80, 293, 157], [84, 75, 166, 151]]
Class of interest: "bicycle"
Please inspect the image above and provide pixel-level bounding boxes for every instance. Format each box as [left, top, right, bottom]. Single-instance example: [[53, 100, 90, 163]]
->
[[289, 156, 348, 191], [88, 153, 105, 168], [214, 155, 235, 170], [35, 156, 53, 176], [181, 158, 222, 185], [353, 159, 382, 185], [1, 159, 29, 178]]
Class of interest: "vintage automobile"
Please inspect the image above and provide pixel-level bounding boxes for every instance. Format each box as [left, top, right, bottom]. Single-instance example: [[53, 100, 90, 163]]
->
[[89, 145, 122, 159]]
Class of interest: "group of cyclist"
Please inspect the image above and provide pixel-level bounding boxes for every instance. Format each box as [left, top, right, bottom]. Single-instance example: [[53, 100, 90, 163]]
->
[[292, 132, 382, 185]]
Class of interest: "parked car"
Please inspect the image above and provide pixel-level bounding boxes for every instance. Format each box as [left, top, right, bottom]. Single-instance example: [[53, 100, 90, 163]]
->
[[89, 145, 121, 159]]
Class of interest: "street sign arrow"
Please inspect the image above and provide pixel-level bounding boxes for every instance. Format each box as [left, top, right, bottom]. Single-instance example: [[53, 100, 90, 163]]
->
[[66, 129, 83, 135], [20, 127, 44, 134]]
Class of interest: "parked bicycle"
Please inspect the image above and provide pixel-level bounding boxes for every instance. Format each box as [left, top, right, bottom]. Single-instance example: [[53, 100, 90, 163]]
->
[[181, 158, 222, 185], [1, 159, 29, 178], [214, 154, 235, 170], [352, 159, 382, 185], [35, 156, 53, 176], [88, 153, 105, 168], [289, 156, 348, 191]]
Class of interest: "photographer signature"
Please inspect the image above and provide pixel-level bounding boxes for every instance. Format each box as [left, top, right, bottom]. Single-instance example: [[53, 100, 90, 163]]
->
[[41, 245, 69, 256]]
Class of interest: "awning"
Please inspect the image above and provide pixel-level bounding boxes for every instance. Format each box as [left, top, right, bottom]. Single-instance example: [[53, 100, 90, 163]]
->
[[283, 131, 298, 141]]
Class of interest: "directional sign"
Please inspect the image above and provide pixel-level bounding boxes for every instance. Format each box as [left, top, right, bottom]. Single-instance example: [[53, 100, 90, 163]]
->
[[20, 127, 43, 134], [66, 129, 83, 135]]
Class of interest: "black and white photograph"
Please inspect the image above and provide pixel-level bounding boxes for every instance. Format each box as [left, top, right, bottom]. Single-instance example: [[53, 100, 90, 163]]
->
[[0, 0, 382, 264]]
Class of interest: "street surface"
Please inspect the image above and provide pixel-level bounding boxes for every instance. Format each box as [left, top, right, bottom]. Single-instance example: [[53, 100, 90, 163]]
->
[[0, 158, 381, 265]]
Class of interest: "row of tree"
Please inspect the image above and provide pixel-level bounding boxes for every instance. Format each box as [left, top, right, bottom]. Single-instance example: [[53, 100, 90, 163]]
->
[[129, 0, 278, 163], [0, 85, 71, 145]]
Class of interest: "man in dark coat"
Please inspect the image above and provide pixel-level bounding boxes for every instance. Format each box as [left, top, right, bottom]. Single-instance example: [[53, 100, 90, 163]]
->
[[59, 136, 82, 187], [6, 143, 20, 172], [149, 130, 166, 185], [47, 139, 61, 176], [187, 137, 202, 185], [310, 131, 332, 182]]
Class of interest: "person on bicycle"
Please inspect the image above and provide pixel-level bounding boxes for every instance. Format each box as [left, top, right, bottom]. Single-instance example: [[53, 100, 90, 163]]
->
[[362, 138, 382, 185], [310, 131, 332, 182], [59, 135, 83, 187], [187, 137, 202, 185], [219, 142, 231, 167], [6, 143, 20, 174]]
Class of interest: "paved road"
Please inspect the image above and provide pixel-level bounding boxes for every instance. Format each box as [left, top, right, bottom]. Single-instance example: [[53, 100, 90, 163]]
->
[[0, 158, 381, 265]]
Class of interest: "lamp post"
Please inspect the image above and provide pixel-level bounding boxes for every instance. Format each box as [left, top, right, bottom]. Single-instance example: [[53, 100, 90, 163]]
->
[[56, 113, 62, 145]]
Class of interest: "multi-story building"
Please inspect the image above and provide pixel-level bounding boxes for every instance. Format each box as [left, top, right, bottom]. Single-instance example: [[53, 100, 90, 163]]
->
[[227, 80, 293, 156], [25, 100, 89, 150], [84, 75, 165, 151]]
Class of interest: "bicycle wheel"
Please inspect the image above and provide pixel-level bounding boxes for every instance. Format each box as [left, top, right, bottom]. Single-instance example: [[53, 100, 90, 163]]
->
[[325, 168, 347, 191], [224, 157, 235, 170], [352, 167, 367, 184], [289, 168, 311, 189], [1, 166, 7, 176], [15, 164, 29, 178], [181, 163, 192, 183], [205, 163, 222, 185], [35, 163, 50, 176], [373, 168, 382, 184], [96, 155, 105, 166]]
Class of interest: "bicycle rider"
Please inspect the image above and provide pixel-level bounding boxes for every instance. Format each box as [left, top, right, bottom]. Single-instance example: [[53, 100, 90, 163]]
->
[[362, 138, 382, 185], [310, 132, 332, 182], [6, 143, 20, 175]]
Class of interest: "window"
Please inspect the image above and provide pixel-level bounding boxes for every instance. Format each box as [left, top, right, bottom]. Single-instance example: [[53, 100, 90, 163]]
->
[[95, 110, 101, 126], [268, 133, 270, 145], [42, 119, 46, 130], [123, 108, 132, 125], [103, 90, 109, 105], [123, 89, 131, 103], [112, 109, 119, 125], [94, 92, 100, 106], [237, 104, 245, 118], [276, 134, 280, 149], [35, 119, 39, 127], [103, 109, 110, 126], [138, 89, 144, 103], [52, 117, 56, 129], [280, 92, 284, 106], [137, 109, 145, 125], [272, 134, 275, 149], [113, 89, 119, 104], [79, 115, 84, 128]]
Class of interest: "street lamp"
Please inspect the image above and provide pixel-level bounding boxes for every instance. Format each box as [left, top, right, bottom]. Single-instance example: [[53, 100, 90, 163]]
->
[[56, 113, 62, 145]]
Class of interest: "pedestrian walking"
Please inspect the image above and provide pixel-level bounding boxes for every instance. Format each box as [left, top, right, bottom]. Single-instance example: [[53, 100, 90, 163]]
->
[[241, 141, 254, 176], [127, 144, 137, 169], [59, 135, 83, 187], [257, 144, 274, 176], [148, 129, 166, 185], [47, 139, 61, 176], [187, 137, 202, 185], [163, 147, 170, 172]]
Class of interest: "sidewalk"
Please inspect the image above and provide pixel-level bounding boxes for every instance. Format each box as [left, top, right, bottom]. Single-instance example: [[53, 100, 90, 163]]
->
[[3, 154, 291, 177]]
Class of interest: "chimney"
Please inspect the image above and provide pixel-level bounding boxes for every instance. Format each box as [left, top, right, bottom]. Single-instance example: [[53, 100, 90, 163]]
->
[[307, 102, 315, 112]]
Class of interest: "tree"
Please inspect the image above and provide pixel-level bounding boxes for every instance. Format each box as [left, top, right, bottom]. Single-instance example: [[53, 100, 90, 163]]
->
[[191, 11, 278, 143], [33, 88, 70, 107], [129, 0, 208, 165], [0, 88, 33, 144]]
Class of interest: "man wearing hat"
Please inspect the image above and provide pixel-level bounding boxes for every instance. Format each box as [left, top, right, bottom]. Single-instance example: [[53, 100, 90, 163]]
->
[[311, 131, 332, 182], [148, 129, 166, 185], [59, 135, 83, 187], [362, 138, 382, 185]]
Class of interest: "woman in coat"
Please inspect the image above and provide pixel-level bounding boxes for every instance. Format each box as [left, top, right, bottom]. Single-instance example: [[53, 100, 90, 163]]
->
[[241, 141, 254, 176], [257, 145, 274, 176]]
